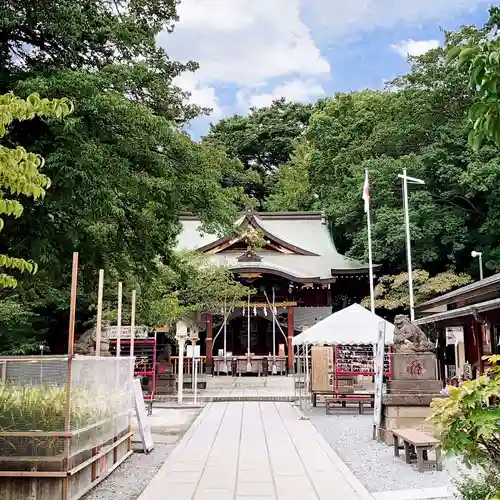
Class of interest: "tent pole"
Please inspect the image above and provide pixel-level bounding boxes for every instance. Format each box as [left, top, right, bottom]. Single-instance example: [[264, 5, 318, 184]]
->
[[305, 342, 310, 410], [293, 343, 297, 398]]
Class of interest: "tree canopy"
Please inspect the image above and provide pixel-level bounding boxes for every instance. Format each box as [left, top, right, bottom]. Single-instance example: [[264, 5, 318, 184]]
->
[[0, 0, 249, 353]]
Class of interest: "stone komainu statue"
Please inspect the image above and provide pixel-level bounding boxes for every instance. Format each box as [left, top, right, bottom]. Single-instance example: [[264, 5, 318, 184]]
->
[[74, 321, 111, 356], [393, 315, 434, 354]]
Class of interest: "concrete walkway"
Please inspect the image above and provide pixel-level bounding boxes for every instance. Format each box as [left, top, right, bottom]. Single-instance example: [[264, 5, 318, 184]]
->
[[138, 402, 373, 500]]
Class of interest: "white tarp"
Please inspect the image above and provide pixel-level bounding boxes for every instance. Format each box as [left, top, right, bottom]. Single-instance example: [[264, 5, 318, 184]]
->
[[292, 303, 394, 346]]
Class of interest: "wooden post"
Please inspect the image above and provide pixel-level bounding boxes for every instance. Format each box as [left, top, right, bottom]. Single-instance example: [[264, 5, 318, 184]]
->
[[287, 307, 294, 371], [95, 269, 104, 356], [64, 252, 78, 500], [116, 282, 122, 357], [68, 252, 79, 355], [206, 313, 213, 373], [130, 290, 136, 358]]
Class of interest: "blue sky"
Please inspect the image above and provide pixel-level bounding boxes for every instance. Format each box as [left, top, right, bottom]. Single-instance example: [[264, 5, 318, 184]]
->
[[158, 0, 491, 139]]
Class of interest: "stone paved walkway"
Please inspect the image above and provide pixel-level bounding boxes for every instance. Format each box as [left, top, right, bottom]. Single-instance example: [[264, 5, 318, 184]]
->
[[138, 402, 373, 500]]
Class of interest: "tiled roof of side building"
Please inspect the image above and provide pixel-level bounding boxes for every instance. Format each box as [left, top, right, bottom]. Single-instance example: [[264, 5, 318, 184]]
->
[[415, 272, 500, 310]]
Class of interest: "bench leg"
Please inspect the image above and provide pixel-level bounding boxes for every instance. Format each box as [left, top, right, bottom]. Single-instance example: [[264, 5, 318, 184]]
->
[[435, 446, 443, 471], [313, 393, 317, 407], [393, 435, 400, 457], [358, 401, 363, 415], [404, 441, 411, 464], [417, 448, 425, 472]]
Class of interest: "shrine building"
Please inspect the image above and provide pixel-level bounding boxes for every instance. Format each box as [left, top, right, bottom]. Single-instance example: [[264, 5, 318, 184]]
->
[[176, 211, 371, 373]]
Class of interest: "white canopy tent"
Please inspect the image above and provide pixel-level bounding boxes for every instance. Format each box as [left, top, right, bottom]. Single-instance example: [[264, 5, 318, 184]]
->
[[292, 303, 394, 346]]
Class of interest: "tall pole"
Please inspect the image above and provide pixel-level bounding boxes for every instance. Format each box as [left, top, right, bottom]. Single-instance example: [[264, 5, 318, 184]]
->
[[272, 286, 276, 371], [364, 170, 375, 313], [247, 290, 251, 371], [178, 337, 185, 405], [402, 169, 415, 322], [223, 296, 227, 372], [116, 282, 123, 357], [479, 254, 484, 281], [130, 290, 136, 358], [95, 269, 104, 356], [68, 252, 79, 355]]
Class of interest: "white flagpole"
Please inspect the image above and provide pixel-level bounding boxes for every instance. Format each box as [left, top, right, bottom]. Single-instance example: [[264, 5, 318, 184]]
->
[[223, 296, 227, 372], [363, 170, 375, 313], [247, 290, 251, 371], [397, 169, 425, 322]]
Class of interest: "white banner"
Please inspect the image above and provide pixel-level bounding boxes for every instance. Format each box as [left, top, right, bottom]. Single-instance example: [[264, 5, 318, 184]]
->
[[186, 345, 201, 358], [373, 321, 386, 439], [446, 327, 464, 345], [107, 326, 149, 340]]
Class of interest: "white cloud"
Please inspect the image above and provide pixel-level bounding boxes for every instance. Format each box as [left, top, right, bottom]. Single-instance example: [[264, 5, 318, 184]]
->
[[173, 72, 221, 118], [303, 0, 491, 40], [391, 39, 440, 57], [160, 0, 330, 116], [237, 79, 326, 110]]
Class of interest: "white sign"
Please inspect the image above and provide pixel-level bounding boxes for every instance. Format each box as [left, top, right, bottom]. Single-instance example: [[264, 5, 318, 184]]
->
[[186, 345, 201, 358], [107, 326, 149, 340], [373, 322, 386, 440], [446, 327, 464, 345], [133, 378, 154, 453]]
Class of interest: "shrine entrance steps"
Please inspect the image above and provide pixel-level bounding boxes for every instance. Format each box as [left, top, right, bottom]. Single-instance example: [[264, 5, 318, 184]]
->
[[156, 375, 298, 404]]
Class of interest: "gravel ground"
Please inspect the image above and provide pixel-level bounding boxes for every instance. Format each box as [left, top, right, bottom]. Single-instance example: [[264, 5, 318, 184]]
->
[[82, 441, 177, 500], [308, 408, 455, 494], [82, 407, 201, 500]]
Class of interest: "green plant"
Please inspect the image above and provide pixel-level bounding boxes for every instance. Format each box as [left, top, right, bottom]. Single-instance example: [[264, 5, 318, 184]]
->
[[0, 382, 127, 457], [428, 354, 500, 481], [455, 473, 500, 500]]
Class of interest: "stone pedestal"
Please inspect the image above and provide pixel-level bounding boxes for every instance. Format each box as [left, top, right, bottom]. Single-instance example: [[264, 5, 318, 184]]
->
[[381, 353, 442, 445], [156, 362, 176, 395]]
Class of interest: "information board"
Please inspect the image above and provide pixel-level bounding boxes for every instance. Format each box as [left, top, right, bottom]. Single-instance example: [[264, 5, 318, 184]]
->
[[133, 378, 154, 453]]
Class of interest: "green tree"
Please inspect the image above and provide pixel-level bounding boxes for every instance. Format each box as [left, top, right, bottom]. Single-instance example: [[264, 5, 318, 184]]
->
[[0, 0, 200, 123], [204, 99, 315, 203], [103, 252, 249, 331], [0, 92, 72, 288], [446, 7, 500, 151], [361, 270, 472, 312], [304, 32, 500, 274], [0, 0, 249, 353], [264, 141, 318, 212]]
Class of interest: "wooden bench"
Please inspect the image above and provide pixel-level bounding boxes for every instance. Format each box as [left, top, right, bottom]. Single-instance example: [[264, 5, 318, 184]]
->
[[325, 394, 373, 415], [392, 428, 442, 472]]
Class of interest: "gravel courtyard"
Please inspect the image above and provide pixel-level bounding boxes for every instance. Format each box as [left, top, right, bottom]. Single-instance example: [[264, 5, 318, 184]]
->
[[308, 407, 455, 494]]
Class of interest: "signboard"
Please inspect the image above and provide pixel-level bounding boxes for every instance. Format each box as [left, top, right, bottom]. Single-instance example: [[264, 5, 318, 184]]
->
[[445, 327, 464, 345], [133, 378, 154, 453], [186, 345, 201, 358], [311, 346, 334, 392], [278, 344, 285, 357], [107, 326, 148, 340], [373, 322, 386, 440]]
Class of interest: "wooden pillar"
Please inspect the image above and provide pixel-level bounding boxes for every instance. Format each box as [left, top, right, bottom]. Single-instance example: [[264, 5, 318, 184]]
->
[[206, 313, 213, 374], [472, 320, 484, 376], [287, 307, 294, 371]]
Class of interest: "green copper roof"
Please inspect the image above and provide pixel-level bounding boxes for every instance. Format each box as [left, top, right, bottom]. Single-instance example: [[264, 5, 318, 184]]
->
[[177, 212, 370, 280]]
